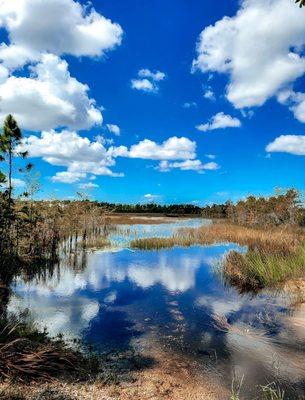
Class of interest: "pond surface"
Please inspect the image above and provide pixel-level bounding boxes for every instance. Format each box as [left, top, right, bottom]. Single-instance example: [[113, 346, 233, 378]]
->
[[8, 219, 305, 398]]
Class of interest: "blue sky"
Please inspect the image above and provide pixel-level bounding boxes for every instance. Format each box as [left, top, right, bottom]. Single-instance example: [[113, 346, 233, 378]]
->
[[0, 0, 304, 204]]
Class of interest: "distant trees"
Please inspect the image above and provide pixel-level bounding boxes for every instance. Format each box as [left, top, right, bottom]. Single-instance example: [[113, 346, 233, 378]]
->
[[202, 189, 304, 227], [95, 202, 202, 215]]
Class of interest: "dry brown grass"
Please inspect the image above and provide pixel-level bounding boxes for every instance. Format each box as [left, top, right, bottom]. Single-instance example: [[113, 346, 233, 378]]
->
[[131, 222, 304, 255], [178, 222, 303, 255], [0, 323, 80, 382]]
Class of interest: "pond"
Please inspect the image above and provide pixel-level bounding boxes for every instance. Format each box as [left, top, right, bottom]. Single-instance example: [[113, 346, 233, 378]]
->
[[8, 219, 305, 398]]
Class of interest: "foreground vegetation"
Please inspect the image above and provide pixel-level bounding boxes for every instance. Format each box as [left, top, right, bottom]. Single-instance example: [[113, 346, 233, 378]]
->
[[0, 313, 97, 382]]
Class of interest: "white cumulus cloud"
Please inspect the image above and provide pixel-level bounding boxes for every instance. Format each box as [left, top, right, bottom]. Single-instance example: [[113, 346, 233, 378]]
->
[[106, 124, 121, 136], [157, 160, 220, 173], [193, 0, 305, 114], [266, 135, 305, 155], [20, 130, 124, 183], [144, 193, 161, 202], [138, 69, 166, 82], [128, 137, 196, 160], [20, 130, 213, 183], [196, 112, 241, 132], [78, 182, 99, 189], [0, 0, 123, 69], [0, 0, 122, 133], [131, 68, 166, 93], [0, 54, 102, 131]]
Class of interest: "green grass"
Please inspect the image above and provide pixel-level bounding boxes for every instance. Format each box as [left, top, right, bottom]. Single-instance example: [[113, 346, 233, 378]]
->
[[224, 246, 305, 290], [261, 383, 285, 400]]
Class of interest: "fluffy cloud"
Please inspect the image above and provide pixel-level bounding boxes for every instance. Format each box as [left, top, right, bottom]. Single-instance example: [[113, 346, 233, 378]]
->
[[106, 124, 121, 136], [52, 171, 86, 184], [131, 68, 166, 93], [0, 54, 102, 131], [193, 0, 305, 112], [277, 90, 305, 123], [20, 129, 213, 183], [144, 193, 161, 202], [20, 130, 124, 183], [196, 112, 241, 132], [0, 0, 123, 69], [266, 135, 305, 155], [158, 160, 219, 173], [128, 137, 196, 160], [79, 182, 99, 189], [0, 0, 123, 132], [131, 78, 155, 92], [138, 69, 166, 82], [203, 88, 215, 101]]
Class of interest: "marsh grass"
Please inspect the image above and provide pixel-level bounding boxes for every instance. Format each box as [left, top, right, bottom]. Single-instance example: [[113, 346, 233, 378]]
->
[[224, 246, 305, 290], [130, 223, 303, 254], [130, 236, 196, 250]]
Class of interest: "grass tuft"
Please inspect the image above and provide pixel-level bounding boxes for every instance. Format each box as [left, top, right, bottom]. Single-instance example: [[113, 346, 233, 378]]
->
[[224, 246, 305, 290], [261, 383, 285, 400]]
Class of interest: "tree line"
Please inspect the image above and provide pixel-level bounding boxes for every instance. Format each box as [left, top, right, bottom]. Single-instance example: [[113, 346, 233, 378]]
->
[[202, 190, 305, 227]]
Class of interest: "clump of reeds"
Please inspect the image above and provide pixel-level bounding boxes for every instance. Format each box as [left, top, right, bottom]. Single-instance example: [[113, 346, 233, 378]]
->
[[261, 383, 285, 400], [130, 236, 195, 250], [224, 246, 305, 291]]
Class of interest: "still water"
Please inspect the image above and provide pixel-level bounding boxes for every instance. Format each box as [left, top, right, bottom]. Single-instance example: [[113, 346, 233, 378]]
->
[[8, 219, 305, 397]]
